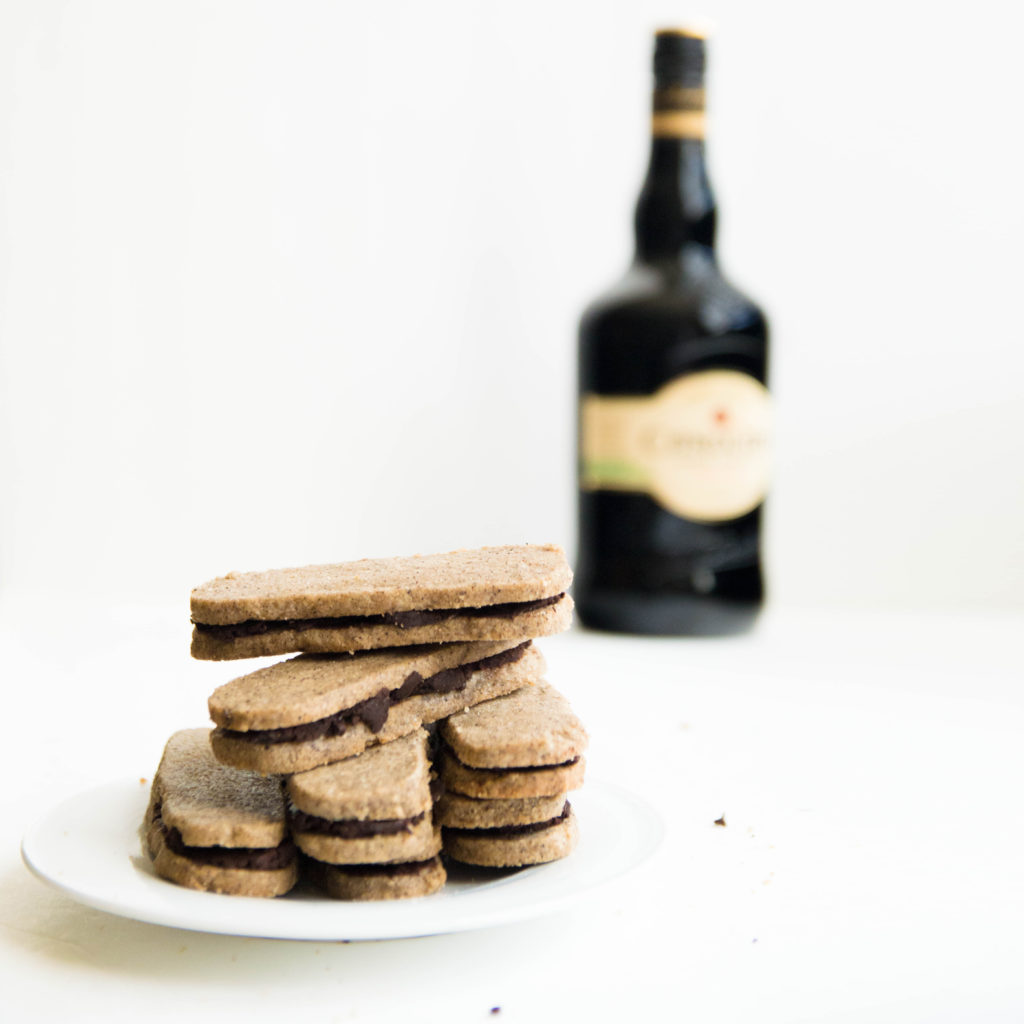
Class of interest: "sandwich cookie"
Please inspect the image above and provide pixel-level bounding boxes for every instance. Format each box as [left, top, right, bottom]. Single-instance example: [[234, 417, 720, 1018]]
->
[[435, 790, 567, 830], [288, 730, 444, 900], [287, 730, 441, 866], [441, 803, 578, 869], [209, 639, 544, 775], [191, 544, 573, 660], [143, 729, 298, 897], [438, 683, 587, 868], [302, 855, 447, 901]]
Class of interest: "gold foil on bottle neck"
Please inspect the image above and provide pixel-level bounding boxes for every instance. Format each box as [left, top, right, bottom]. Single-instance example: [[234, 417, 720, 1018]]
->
[[652, 85, 705, 138], [652, 110, 706, 139]]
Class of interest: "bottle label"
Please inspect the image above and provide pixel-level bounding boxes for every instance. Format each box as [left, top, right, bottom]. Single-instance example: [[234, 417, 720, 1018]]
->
[[652, 85, 705, 139], [581, 369, 771, 521]]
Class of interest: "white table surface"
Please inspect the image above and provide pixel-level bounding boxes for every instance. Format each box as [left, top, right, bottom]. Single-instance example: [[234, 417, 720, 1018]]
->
[[2, 603, 1022, 1023]]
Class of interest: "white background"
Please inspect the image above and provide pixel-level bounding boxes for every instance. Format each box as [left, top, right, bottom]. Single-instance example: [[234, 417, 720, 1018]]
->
[[2, 0, 1022, 611], [2, 6, 1024, 1023], [4, 611, 1023, 1022]]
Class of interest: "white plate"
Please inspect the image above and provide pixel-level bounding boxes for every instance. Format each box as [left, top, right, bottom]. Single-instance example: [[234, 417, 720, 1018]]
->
[[21, 778, 663, 941]]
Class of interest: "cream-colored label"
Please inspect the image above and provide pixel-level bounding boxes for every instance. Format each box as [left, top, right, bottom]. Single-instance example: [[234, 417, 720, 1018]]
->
[[581, 370, 771, 522]]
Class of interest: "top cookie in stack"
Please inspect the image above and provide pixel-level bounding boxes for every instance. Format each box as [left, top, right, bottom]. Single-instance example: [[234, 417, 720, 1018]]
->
[[190, 545, 573, 661], [192, 545, 573, 776]]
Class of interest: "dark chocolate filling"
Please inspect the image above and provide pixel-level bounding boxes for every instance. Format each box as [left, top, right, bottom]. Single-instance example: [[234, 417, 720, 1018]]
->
[[303, 853, 441, 878], [288, 806, 426, 837], [194, 594, 564, 640], [334, 857, 440, 877], [155, 805, 295, 871], [443, 802, 571, 839], [441, 737, 580, 774], [222, 641, 530, 747]]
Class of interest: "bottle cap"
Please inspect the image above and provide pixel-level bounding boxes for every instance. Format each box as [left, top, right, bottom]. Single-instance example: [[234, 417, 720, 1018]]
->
[[654, 28, 707, 87]]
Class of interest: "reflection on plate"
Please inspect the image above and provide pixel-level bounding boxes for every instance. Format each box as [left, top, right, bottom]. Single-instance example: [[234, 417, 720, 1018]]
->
[[22, 777, 663, 941]]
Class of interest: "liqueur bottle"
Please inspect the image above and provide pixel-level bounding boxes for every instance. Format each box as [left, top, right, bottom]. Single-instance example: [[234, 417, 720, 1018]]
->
[[576, 28, 771, 635]]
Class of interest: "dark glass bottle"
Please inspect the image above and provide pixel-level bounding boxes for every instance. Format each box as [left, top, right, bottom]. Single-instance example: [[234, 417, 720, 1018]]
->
[[575, 29, 770, 636]]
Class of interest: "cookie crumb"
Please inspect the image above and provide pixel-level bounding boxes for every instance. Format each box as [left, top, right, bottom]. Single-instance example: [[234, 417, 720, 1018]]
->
[[490, 1008, 501, 1016], [139, 777, 147, 785], [714, 815, 726, 827]]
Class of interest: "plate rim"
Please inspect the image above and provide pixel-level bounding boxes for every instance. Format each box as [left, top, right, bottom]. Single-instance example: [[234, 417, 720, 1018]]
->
[[21, 776, 664, 942]]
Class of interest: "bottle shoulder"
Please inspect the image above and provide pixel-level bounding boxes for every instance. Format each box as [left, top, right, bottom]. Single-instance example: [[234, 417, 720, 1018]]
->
[[578, 250, 768, 393], [581, 252, 766, 340]]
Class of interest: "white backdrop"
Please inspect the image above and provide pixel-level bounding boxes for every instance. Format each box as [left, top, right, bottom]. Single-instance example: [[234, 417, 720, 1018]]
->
[[1, 0, 1022, 611]]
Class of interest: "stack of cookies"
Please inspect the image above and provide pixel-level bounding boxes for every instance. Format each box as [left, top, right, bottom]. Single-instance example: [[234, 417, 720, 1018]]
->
[[287, 730, 446, 900], [436, 683, 587, 869], [143, 544, 589, 899]]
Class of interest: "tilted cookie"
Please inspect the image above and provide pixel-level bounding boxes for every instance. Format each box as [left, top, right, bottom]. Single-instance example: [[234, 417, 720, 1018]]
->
[[304, 855, 447, 901], [435, 790, 567, 830], [438, 683, 587, 867], [442, 802, 579, 869], [143, 729, 297, 897], [438, 681, 588, 799], [191, 544, 573, 661], [286, 730, 440, 866], [209, 640, 543, 775], [439, 755, 586, 800], [288, 730, 445, 900]]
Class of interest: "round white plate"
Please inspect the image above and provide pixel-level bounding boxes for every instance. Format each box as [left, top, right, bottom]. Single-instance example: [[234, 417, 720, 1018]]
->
[[22, 778, 663, 941]]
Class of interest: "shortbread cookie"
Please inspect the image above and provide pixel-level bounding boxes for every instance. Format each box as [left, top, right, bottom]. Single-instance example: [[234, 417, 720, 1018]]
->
[[434, 790, 567, 830], [443, 803, 579, 868], [287, 731, 440, 865], [439, 682, 587, 798], [190, 545, 573, 660], [305, 855, 447, 901], [209, 640, 543, 775], [438, 684, 587, 868], [439, 753, 586, 800], [143, 729, 297, 897], [441, 681, 588, 769]]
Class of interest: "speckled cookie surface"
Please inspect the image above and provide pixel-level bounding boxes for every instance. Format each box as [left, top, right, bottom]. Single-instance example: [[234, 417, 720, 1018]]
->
[[439, 750, 586, 799], [209, 641, 538, 731], [287, 730, 432, 821], [435, 791, 566, 829], [143, 802, 297, 897], [293, 820, 442, 866], [211, 652, 541, 775], [148, 728, 288, 847], [191, 545, 571, 625], [287, 731, 440, 864], [191, 596, 573, 661], [443, 807, 579, 868], [309, 856, 447, 901], [441, 681, 588, 769]]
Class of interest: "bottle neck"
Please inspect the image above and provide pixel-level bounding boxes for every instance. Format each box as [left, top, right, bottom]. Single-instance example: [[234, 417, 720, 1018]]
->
[[634, 86, 716, 263]]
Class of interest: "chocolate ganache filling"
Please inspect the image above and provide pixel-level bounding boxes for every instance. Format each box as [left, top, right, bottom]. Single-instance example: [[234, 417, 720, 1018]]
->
[[444, 802, 572, 839], [288, 807, 426, 837], [441, 737, 580, 774], [154, 805, 296, 871], [194, 594, 564, 640], [222, 641, 531, 747], [302, 854, 441, 878], [334, 857, 440, 877]]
